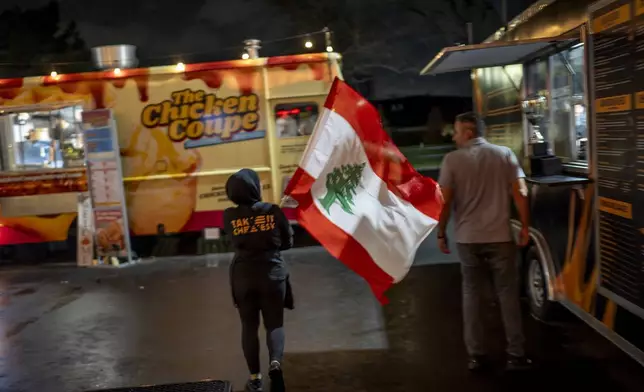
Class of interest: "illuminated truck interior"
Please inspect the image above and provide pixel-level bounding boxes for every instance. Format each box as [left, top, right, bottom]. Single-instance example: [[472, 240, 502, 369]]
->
[[0, 104, 85, 171]]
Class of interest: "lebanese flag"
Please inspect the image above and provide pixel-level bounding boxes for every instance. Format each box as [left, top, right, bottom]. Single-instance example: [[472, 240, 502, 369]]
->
[[284, 78, 443, 304]]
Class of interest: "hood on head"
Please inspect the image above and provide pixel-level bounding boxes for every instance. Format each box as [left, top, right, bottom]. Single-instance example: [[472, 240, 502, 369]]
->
[[226, 168, 262, 206]]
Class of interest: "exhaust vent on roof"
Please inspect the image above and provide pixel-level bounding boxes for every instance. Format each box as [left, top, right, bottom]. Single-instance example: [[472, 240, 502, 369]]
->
[[91, 45, 138, 70]]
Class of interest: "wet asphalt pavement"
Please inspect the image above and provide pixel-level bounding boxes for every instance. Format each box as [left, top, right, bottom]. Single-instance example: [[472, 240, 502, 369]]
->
[[1, 234, 644, 391]]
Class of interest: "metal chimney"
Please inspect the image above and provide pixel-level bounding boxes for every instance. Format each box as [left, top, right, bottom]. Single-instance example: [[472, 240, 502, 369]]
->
[[91, 45, 138, 70], [243, 39, 261, 59]]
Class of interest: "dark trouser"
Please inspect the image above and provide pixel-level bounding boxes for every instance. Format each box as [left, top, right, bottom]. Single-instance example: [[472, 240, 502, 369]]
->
[[234, 277, 286, 374], [456, 242, 525, 358]]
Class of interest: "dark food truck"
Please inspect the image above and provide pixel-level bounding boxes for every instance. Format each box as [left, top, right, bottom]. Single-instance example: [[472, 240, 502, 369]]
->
[[422, 0, 644, 366]]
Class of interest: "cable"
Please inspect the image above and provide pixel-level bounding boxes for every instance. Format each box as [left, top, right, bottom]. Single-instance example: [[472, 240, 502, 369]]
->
[[261, 29, 328, 45]]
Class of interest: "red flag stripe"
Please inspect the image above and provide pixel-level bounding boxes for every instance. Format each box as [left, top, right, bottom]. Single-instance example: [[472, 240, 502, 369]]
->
[[323, 79, 442, 220], [288, 167, 394, 304]]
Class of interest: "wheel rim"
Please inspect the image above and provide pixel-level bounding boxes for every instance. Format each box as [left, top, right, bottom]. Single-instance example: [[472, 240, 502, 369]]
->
[[528, 258, 545, 308]]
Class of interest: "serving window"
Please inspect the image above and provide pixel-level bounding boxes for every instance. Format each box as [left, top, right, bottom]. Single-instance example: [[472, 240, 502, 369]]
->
[[0, 104, 85, 172], [525, 43, 587, 164], [274, 102, 319, 139]]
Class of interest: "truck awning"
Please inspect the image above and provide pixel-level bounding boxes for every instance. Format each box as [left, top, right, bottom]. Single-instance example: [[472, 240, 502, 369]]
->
[[420, 37, 575, 75]]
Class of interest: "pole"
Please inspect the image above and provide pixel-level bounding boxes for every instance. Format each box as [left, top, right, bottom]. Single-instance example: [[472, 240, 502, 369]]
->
[[501, 0, 508, 25], [244, 39, 262, 59], [467, 23, 474, 45]]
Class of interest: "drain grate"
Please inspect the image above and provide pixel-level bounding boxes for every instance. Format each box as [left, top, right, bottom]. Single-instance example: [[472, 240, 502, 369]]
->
[[87, 380, 232, 392]]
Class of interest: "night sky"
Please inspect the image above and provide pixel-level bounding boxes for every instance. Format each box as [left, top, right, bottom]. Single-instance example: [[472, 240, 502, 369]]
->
[[0, 0, 534, 99]]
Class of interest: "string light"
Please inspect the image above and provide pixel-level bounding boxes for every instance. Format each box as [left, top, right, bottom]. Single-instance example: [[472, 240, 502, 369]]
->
[[0, 28, 335, 73]]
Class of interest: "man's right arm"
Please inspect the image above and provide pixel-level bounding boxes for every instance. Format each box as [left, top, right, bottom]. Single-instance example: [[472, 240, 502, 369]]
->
[[508, 151, 529, 232], [512, 178, 529, 228]]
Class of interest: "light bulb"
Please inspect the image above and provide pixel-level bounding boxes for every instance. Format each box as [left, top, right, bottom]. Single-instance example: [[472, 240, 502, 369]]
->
[[114, 68, 121, 75], [176, 62, 185, 72], [50, 71, 58, 78], [305, 40, 313, 49], [326, 46, 333, 52], [242, 53, 250, 60]]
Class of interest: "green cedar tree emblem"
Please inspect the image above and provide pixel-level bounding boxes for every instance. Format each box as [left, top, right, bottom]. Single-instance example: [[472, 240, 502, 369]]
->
[[318, 163, 366, 214]]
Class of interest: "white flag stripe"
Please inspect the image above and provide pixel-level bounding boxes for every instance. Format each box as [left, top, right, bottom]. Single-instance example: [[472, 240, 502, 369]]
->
[[302, 109, 437, 281], [297, 109, 332, 179]]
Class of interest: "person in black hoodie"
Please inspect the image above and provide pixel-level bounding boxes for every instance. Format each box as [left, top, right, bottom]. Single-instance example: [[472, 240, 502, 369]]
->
[[224, 168, 294, 392]]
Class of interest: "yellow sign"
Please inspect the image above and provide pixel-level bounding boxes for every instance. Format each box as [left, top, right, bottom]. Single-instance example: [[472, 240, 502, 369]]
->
[[635, 91, 644, 109], [595, 94, 632, 113], [196, 172, 273, 212], [592, 4, 631, 33], [599, 197, 633, 219], [636, 0, 644, 17], [141, 89, 261, 147]]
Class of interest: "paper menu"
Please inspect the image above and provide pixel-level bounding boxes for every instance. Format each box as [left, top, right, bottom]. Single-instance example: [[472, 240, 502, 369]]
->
[[88, 160, 121, 206]]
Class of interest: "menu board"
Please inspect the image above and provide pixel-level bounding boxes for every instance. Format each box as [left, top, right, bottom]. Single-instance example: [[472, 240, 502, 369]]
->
[[591, 0, 644, 308], [82, 109, 133, 263]]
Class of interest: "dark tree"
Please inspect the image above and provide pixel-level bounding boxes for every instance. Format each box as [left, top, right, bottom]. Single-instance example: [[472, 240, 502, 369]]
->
[[0, 1, 87, 76], [270, 0, 508, 98], [403, 0, 503, 45]]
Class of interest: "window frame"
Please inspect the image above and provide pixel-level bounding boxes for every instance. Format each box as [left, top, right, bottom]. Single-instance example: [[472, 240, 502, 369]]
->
[[522, 39, 589, 173], [548, 50, 576, 162]]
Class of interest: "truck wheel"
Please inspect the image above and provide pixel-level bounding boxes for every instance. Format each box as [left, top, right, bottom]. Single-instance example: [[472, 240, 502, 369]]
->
[[525, 246, 555, 321]]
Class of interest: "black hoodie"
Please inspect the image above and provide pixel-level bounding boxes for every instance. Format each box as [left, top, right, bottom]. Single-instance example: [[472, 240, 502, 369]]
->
[[223, 169, 294, 271]]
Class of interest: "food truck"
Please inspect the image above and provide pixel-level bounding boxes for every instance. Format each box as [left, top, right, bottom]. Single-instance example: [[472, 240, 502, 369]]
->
[[0, 45, 342, 263], [421, 0, 644, 366]]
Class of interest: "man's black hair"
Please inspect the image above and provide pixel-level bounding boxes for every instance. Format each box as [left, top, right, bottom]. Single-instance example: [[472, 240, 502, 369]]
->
[[455, 111, 483, 136]]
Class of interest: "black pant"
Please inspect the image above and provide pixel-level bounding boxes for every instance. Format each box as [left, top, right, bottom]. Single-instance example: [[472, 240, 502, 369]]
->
[[456, 242, 525, 357], [234, 275, 286, 374]]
